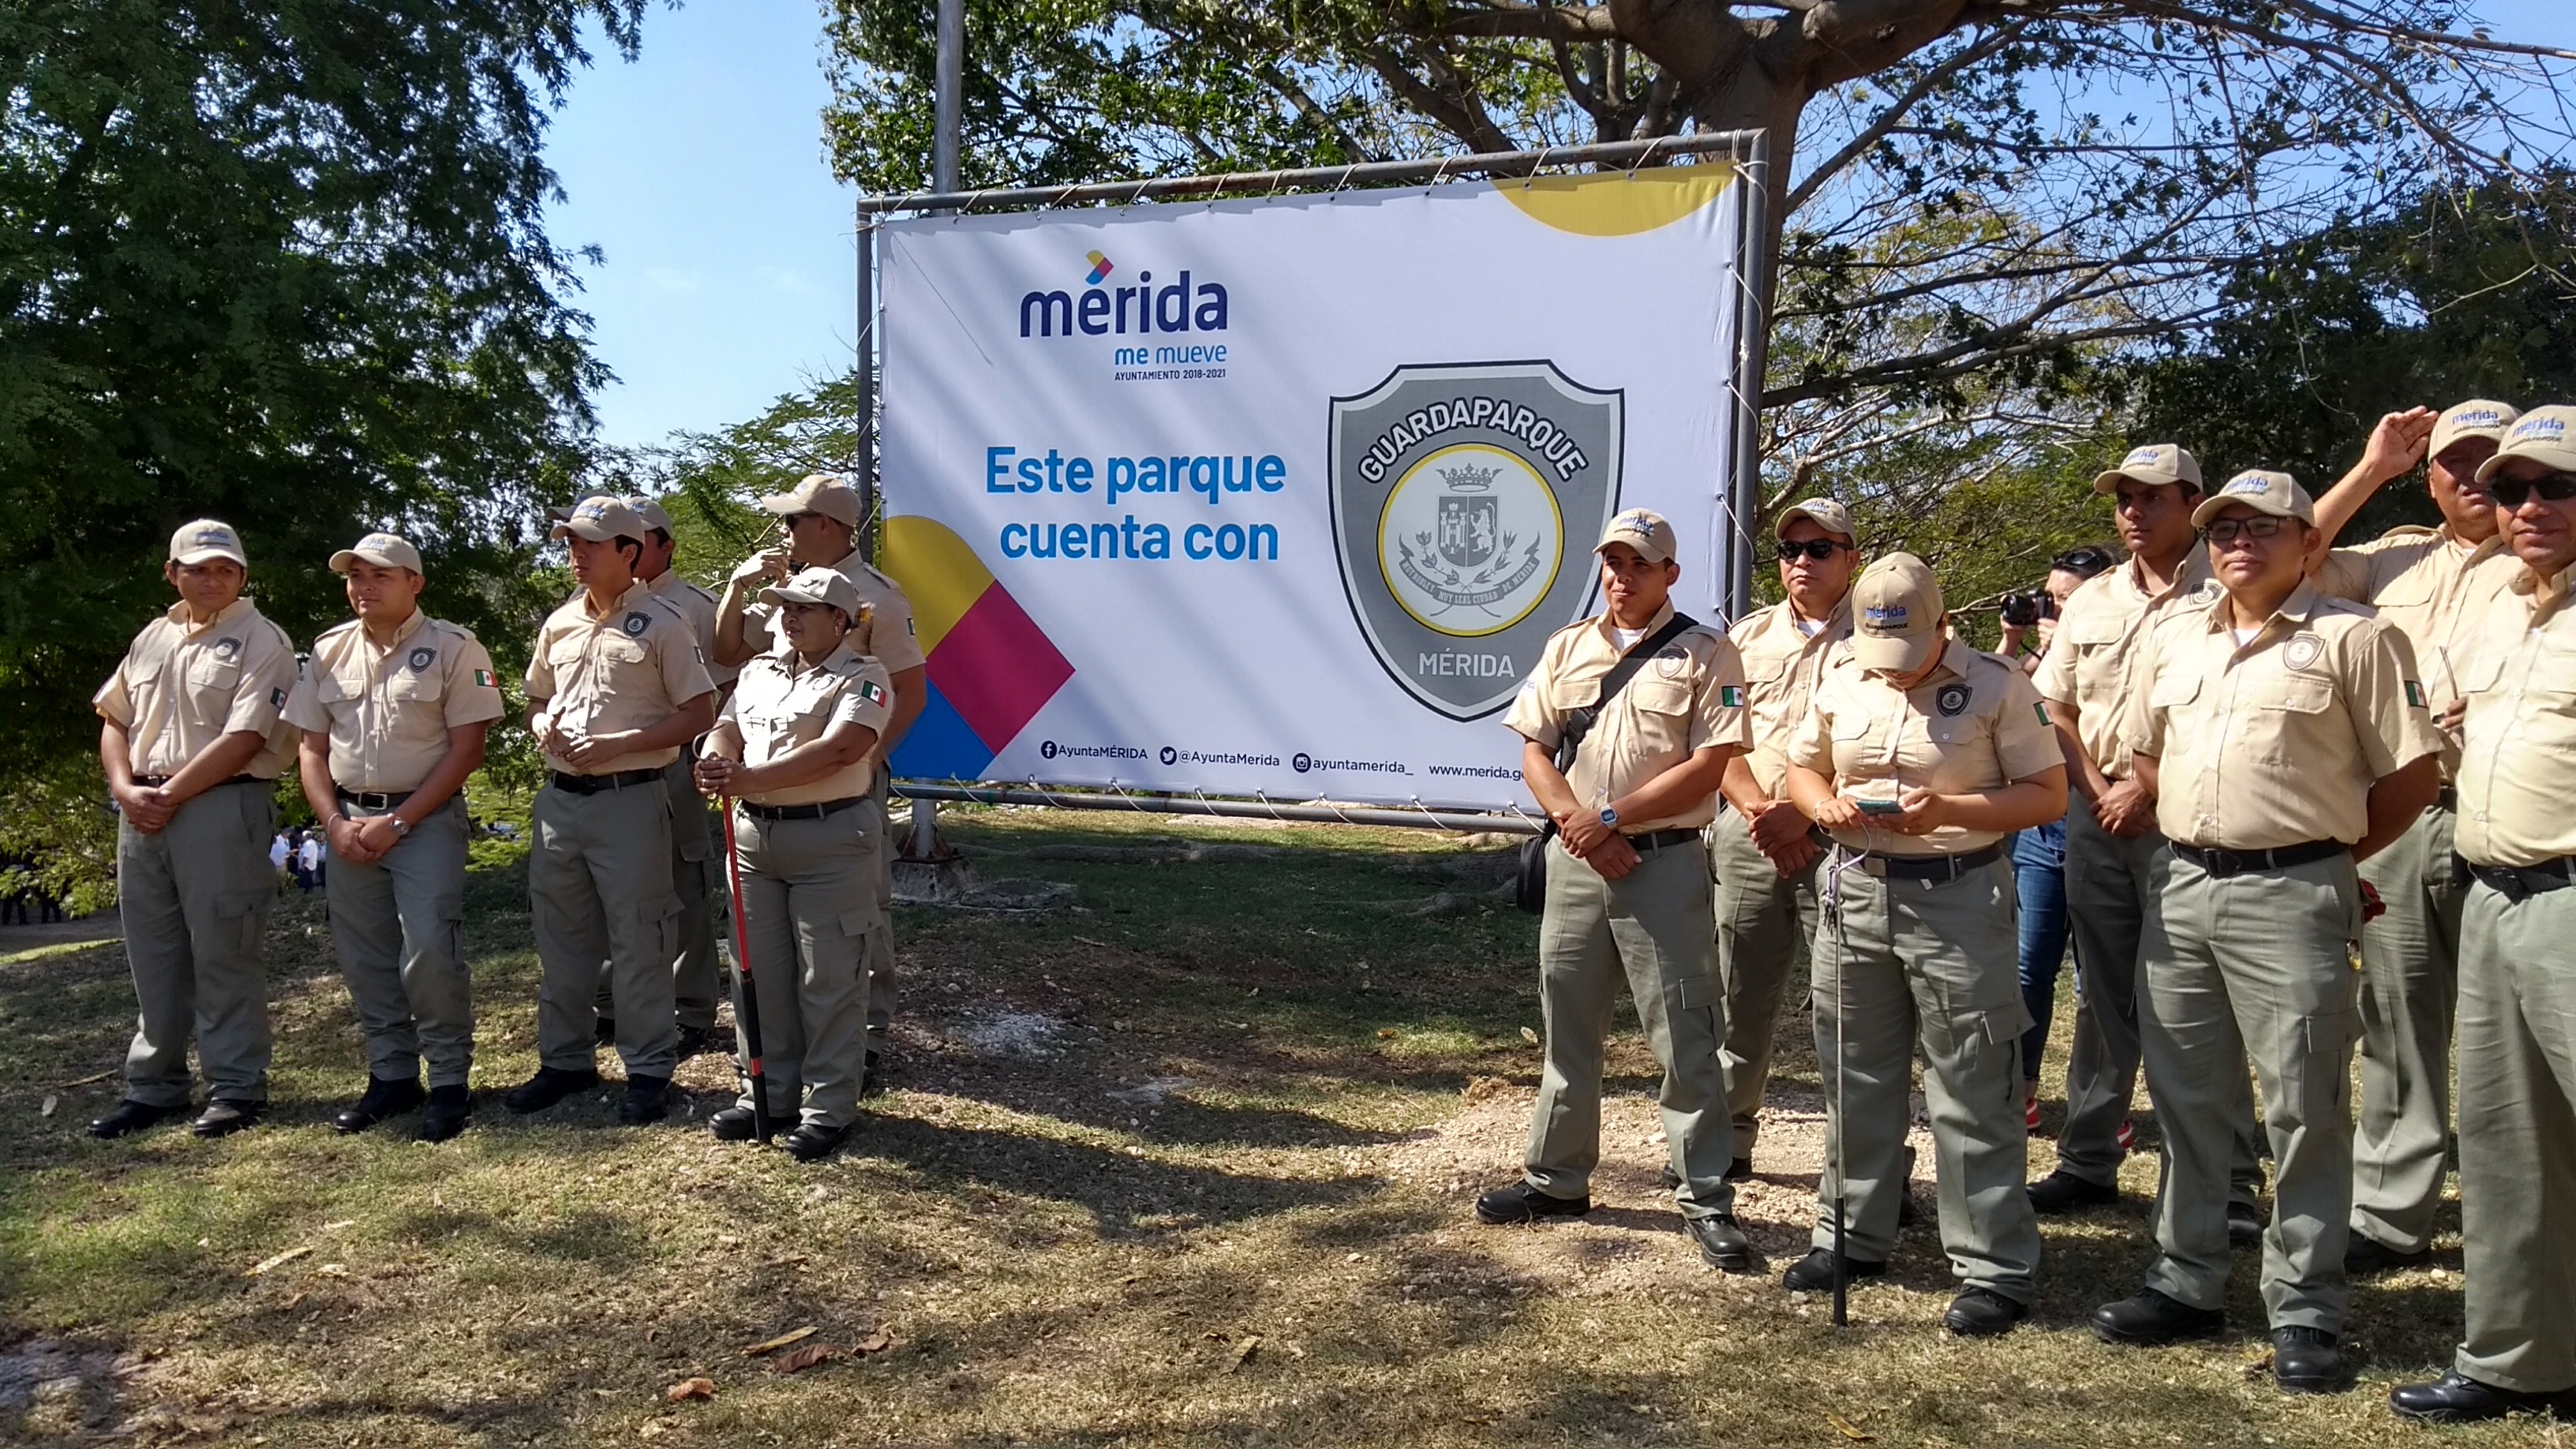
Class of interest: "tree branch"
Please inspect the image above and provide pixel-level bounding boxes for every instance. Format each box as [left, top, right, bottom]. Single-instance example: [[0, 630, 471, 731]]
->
[[1784, 21, 2021, 215], [1438, 3, 1619, 41]]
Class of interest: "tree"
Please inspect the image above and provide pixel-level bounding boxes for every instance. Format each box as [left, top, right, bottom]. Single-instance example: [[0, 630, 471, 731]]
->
[[0, 1, 646, 786], [823, 1, 2573, 534]]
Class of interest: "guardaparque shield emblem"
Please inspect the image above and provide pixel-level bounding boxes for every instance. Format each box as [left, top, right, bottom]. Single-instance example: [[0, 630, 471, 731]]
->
[[1328, 361, 1623, 719]]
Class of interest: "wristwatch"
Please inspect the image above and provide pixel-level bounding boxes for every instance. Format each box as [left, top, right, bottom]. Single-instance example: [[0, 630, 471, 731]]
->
[[1598, 806, 1619, 829], [389, 816, 413, 839]]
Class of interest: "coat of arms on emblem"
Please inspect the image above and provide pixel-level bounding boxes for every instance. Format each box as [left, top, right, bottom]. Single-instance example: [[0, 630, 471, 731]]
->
[[1329, 361, 1623, 720]]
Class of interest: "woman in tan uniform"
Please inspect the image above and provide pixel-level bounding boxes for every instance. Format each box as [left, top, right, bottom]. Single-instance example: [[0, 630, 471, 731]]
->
[[693, 570, 893, 1162]]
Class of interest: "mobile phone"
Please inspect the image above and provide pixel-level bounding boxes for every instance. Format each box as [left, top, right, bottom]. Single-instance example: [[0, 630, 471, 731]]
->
[[1855, 798, 1904, 816]]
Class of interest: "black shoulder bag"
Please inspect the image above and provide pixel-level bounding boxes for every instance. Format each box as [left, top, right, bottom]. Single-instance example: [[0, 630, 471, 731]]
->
[[1515, 612, 1701, 913]]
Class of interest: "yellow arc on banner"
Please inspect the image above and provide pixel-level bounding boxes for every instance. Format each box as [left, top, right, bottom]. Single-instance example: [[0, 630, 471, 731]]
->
[[1493, 166, 1734, 237]]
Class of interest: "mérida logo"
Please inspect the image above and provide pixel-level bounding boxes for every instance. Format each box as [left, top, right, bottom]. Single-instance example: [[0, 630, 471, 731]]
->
[[1020, 254, 1229, 338]]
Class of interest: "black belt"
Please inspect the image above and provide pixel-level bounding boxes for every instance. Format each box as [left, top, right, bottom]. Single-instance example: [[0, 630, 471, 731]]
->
[[2171, 839, 2348, 879], [2456, 853, 2576, 902], [1624, 827, 1702, 853], [547, 768, 665, 796], [336, 788, 414, 811], [132, 773, 264, 789], [1844, 842, 2005, 882], [738, 796, 866, 822]]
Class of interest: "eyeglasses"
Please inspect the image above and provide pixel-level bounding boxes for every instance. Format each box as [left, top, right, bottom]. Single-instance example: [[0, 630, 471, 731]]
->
[[1770, 539, 1848, 563], [2489, 473, 2576, 510], [2202, 515, 2293, 546], [781, 511, 826, 528]]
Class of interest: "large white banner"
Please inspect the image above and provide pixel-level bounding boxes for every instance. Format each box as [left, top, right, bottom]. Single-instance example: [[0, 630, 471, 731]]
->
[[879, 169, 1750, 811]]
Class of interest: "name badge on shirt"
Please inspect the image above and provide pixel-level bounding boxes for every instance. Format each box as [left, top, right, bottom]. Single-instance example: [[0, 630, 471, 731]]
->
[[1937, 683, 1971, 717], [407, 646, 436, 671]]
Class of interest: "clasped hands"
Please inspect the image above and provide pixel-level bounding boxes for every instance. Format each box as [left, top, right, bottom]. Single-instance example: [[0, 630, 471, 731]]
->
[[1551, 808, 1643, 881]]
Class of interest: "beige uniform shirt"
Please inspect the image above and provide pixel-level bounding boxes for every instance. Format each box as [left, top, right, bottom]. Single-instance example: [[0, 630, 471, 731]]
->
[[721, 642, 895, 807], [1504, 603, 1752, 833], [1786, 640, 2062, 857], [645, 571, 739, 689], [1728, 593, 1855, 798], [2451, 565, 2576, 867], [2125, 582, 2439, 851], [2318, 525, 2518, 778], [93, 597, 300, 780], [743, 550, 927, 674], [283, 611, 507, 793], [2033, 550, 2222, 779], [524, 581, 717, 776]]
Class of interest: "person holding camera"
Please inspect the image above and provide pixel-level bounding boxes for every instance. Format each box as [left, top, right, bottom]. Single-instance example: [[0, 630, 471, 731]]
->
[[1780, 552, 2069, 1335], [2027, 446, 2265, 1235], [1713, 498, 1859, 1179], [1997, 547, 2117, 674], [1476, 510, 1754, 1275]]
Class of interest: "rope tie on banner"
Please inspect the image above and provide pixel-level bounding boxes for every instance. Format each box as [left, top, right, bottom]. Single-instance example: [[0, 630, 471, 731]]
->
[[1252, 789, 1294, 825], [1331, 163, 1360, 193], [1404, 794, 1462, 836], [1189, 787, 1226, 821], [1522, 147, 1553, 189]]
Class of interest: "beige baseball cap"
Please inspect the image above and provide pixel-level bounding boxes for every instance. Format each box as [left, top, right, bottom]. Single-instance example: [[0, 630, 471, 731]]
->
[[758, 567, 864, 617], [1595, 507, 1678, 564], [2476, 406, 2576, 481], [329, 531, 422, 575], [550, 494, 646, 544], [2093, 443, 2204, 495], [2191, 469, 2316, 527], [168, 519, 248, 567], [1775, 497, 1856, 543], [2430, 399, 2521, 459], [758, 473, 863, 528], [1851, 552, 1945, 673], [623, 496, 676, 534]]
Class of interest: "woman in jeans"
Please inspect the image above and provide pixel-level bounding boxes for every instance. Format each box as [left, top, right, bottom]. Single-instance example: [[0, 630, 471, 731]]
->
[[1998, 547, 2116, 1127]]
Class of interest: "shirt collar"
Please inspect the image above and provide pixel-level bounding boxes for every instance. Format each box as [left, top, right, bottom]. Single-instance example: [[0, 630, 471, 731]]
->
[[165, 596, 253, 634], [584, 577, 653, 621], [2201, 578, 2323, 637], [1598, 600, 1676, 644]]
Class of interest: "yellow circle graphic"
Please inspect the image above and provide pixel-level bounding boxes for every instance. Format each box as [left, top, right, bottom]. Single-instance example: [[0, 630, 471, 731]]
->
[[1377, 444, 1563, 638]]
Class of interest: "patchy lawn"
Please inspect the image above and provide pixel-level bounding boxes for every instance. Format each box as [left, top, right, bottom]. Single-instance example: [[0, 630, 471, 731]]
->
[[0, 805, 2526, 1447]]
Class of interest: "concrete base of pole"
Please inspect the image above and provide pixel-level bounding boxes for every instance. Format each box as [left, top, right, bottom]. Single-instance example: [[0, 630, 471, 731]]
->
[[891, 799, 976, 904]]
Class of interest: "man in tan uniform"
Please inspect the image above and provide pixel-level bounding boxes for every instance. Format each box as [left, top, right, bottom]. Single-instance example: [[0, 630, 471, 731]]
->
[[286, 533, 506, 1141], [1713, 497, 1859, 1178], [696, 569, 893, 1162], [713, 473, 925, 1087], [1782, 554, 2067, 1335], [509, 496, 718, 1125], [88, 520, 300, 1140], [1477, 509, 1755, 1274], [2392, 405, 2576, 1423], [2028, 444, 2265, 1240], [2306, 402, 2523, 1275], [2095, 470, 2440, 1394]]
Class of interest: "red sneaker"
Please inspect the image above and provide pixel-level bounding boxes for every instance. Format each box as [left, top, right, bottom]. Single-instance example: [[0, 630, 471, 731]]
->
[[2117, 1118, 2137, 1152], [2025, 1095, 2042, 1133]]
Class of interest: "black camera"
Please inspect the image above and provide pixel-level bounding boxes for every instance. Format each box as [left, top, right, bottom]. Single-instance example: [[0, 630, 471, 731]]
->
[[1998, 590, 2056, 627]]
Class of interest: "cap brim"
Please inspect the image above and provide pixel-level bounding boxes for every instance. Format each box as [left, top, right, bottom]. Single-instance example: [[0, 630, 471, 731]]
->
[[551, 520, 623, 542], [1852, 634, 1935, 673], [171, 548, 246, 567], [2189, 494, 2308, 527], [2479, 447, 2576, 484], [2092, 468, 2186, 495], [1595, 539, 1672, 564], [1773, 506, 1852, 541], [329, 549, 413, 573]]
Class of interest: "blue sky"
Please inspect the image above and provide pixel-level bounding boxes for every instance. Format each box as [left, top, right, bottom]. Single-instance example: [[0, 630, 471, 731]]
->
[[541, 0, 2570, 451]]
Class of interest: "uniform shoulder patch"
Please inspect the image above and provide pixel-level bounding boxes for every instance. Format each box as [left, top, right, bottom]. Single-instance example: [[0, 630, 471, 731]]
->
[[1935, 682, 1972, 717], [857, 677, 889, 708], [2283, 632, 2327, 672], [405, 644, 437, 672], [1719, 683, 1746, 709], [620, 611, 652, 637]]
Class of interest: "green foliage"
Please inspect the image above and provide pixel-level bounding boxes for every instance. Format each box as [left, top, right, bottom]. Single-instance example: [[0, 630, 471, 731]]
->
[[0, 754, 119, 916], [651, 369, 871, 583]]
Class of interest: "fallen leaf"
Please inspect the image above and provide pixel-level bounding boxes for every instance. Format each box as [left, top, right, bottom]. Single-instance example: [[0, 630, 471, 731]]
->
[[247, 1246, 312, 1278], [315, 1264, 348, 1278], [664, 1377, 715, 1402], [1201, 1330, 1230, 1342], [1376, 1028, 1397, 1039], [741, 1326, 818, 1357], [1118, 1273, 1143, 1286], [279, 1293, 305, 1311], [770, 1344, 840, 1374], [1519, 1026, 1539, 1044], [1228, 1335, 1261, 1372], [852, 1329, 897, 1355], [638, 1422, 665, 1440], [1825, 1411, 1874, 1443], [40, 1094, 58, 1117], [321, 1219, 356, 1232]]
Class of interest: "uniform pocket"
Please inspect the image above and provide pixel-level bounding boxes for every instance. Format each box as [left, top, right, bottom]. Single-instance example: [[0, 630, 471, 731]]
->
[[1670, 974, 1720, 1010], [2260, 673, 2334, 714], [2305, 1007, 2361, 1057], [215, 887, 268, 955]]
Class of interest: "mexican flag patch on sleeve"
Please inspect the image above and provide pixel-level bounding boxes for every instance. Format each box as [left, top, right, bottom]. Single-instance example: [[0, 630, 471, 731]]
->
[[2404, 680, 2425, 709], [859, 679, 887, 707], [1719, 685, 1745, 709], [2034, 702, 2051, 726], [474, 669, 497, 688]]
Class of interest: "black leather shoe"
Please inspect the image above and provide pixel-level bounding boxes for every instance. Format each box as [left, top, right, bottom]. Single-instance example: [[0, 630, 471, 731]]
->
[[2390, 1372, 2576, 1424], [1782, 1248, 1885, 1293], [87, 1099, 184, 1140], [708, 1106, 759, 1142], [1474, 1181, 1590, 1225], [418, 1085, 470, 1142], [1945, 1286, 2028, 1338], [593, 1015, 616, 1045], [332, 1075, 425, 1134], [191, 1099, 265, 1138], [2091, 1288, 2225, 1346], [674, 1024, 717, 1060], [2272, 1327, 2349, 1395], [859, 1054, 889, 1098], [618, 1076, 670, 1125], [2229, 1200, 2264, 1249], [784, 1121, 847, 1163], [1685, 1213, 1754, 1272], [503, 1066, 600, 1114], [2345, 1234, 2431, 1277], [2028, 1169, 2120, 1214]]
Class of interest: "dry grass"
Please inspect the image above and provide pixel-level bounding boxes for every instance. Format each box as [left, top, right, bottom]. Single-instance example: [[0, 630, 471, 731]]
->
[[0, 804, 2549, 1447]]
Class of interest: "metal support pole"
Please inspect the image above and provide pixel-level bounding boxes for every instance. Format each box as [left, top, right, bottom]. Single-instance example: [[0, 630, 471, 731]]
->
[[933, 0, 963, 196], [1726, 130, 1773, 623]]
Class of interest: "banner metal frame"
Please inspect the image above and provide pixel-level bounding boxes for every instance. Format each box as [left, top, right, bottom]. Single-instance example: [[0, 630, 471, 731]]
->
[[855, 130, 1775, 834]]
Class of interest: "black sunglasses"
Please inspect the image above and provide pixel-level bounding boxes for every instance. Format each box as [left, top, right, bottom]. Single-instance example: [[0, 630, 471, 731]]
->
[[2490, 472, 2576, 510], [1770, 539, 1848, 563]]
